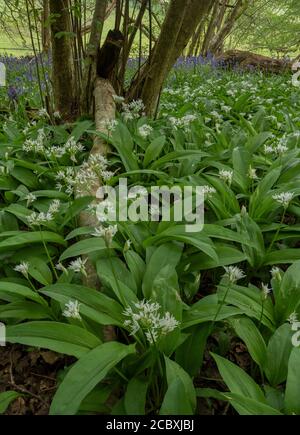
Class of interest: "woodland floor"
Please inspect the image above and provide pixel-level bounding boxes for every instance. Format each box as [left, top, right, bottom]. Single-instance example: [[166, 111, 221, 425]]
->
[[0, 345, 74, 415], [0, 340, 249, 415], [1, 275, 249, 415]]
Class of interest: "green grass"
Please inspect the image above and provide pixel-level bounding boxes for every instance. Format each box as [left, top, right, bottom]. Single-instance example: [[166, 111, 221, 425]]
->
[[0, 6, 154, 56], [0, 32, 33, 56]]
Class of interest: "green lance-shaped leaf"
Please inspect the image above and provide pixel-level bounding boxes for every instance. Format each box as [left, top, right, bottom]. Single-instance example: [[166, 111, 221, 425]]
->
[[50, 342, 135, 415]]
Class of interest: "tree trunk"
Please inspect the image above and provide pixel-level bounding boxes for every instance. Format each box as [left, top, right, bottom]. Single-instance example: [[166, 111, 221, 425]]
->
[[201, 0, 219, 56], [49, 0, 76, 118], [194, 30, 203, 57], [122, 0, 148, 67], [214, 0, 228, 32], [78, 78, 117, 342], [79, 78, 116, 285], [81, 0, 107, 115], [188, 22, 202, 57], [134, 0, 191, 115], [42, 0, 51, 54], [81, 1, 116, 36], [205, 0, 228, 55], [165, 0, 214, 69], [128, 0, 213, 115], [78, 1, 117, 341], [209, 0, 250, 55]]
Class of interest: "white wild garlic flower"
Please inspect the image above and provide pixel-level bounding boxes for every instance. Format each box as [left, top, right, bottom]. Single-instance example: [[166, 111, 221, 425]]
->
[[24, 193, 37, 206], [264, 145, 275, 154], [261, 283, 272, 300], [169, 114, 197, 130], [23, 130, 81, 163], [219, 169, 233, 185], [101, 170, 115, 182], [64, 136, 85, 162], [113, 95, 125, 104], [56, 262, 67, 273], [145, 330, 159, 344], [223, 266, 245, 283], [123, 300, 180, 344], [275, 144, 288, 155], [56, 154, 113, 196], [272, 192, 294, 208], [271, 266, 282, 281], [202, 185, 217, 198], [124, 240, 132, 252], [264, 142, 288, 156], [68, 257, 88, 276], [14, 261, 29, 277], [92, 225, 118, 246], [248, 166, 258, 180], [241, 205, 248, 216], [27, 211, 53, 226], [158, 311, 180, 335], [46, 146, 65, 159], [121, 99, 145, 121], [138, 124, 153, 138], [38, 108, 48, 118], [104, 225, 118, 247], [27, 198, 61, 226], [62, 300, 81, 320], [105, 119, 118, 132], [23, 128, 47, 154], [48, 199, 61, 214]]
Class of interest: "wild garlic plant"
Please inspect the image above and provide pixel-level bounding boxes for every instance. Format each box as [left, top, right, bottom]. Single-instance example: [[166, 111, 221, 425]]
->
[[0, 63, 300, 415]]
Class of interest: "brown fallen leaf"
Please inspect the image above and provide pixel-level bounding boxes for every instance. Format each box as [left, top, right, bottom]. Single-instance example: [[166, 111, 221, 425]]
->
[[40, 351, 60, 365]]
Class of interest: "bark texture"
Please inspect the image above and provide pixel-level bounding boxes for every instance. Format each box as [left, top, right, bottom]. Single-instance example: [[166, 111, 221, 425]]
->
[[49, 0, 76, 118], [42, 0, 51, 53], [79, 1, 117, 341], [209, 0, 249, 54], [128, 0, 213, 116], [81, 0, 108, 115], [79, 78, 116, 289], [81, 0, 116, 35], [139, 0, 191, 115], [202, 0, 220, 55], [78, 78, 117, 342], [165, 0, 214, 72], [122, 0, 148, 65]]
